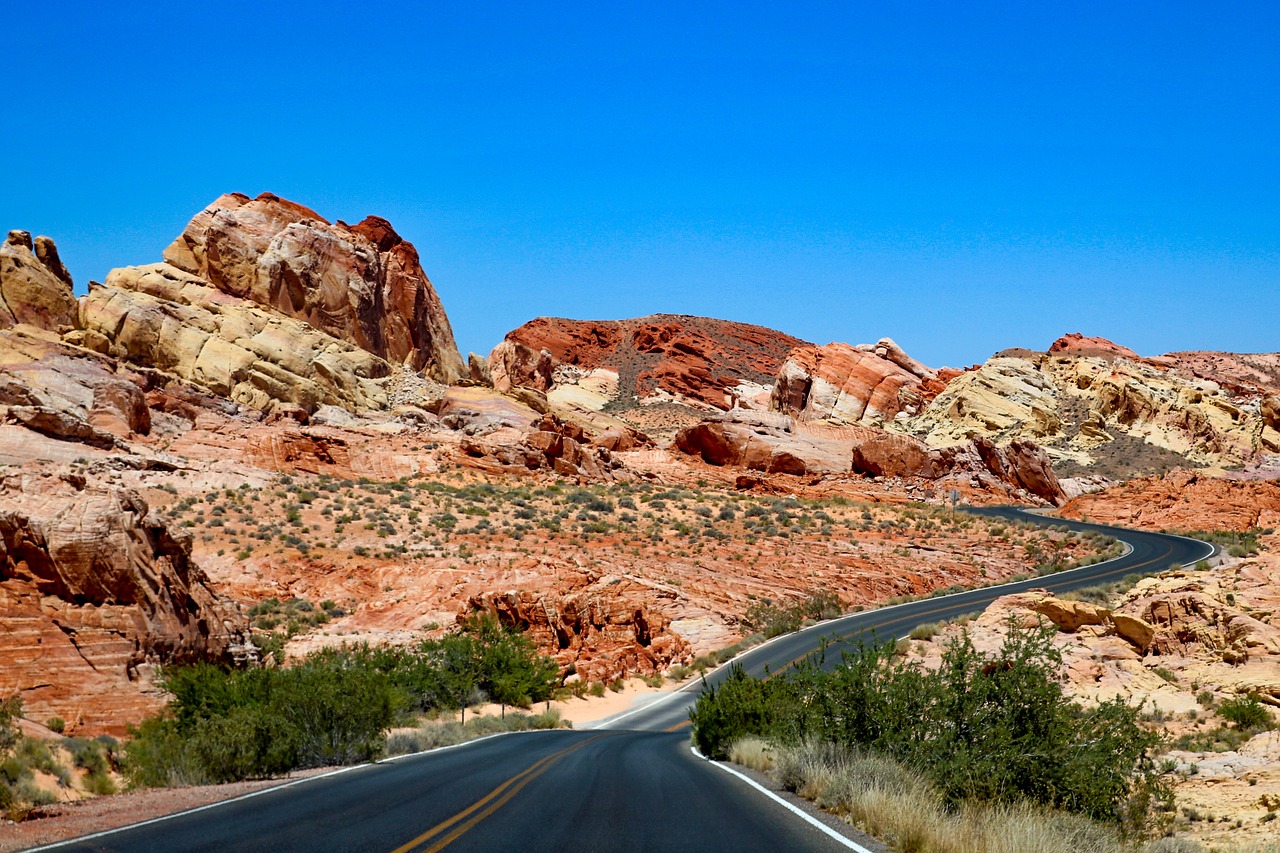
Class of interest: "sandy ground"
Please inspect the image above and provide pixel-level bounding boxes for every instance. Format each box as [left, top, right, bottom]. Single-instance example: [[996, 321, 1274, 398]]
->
[[0, 681, 683, 852]]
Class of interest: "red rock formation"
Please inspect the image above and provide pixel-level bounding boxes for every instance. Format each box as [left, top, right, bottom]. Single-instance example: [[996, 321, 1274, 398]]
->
[[676, 411, 1065, 504], [971, 436, 1064, 506], [162, 192, 466, 382], [467, 574, 692, 684], [458, 413, 647, 480], [1060, 470, 1280, 532], [772, 339, 941, 425], [0, 231, 77, 332], [1048, 333, 1142, 361], [495, 315, 809, 409], [0, 471, 250, 734]]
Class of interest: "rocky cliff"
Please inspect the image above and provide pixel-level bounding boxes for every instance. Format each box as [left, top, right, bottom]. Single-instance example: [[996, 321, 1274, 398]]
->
[[903, 334, 1280, 477], [0, 470, 250, 735]]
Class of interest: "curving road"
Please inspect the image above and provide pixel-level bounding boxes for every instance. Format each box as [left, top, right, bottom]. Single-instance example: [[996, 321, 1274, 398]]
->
[[34, 509, 1212, 853]]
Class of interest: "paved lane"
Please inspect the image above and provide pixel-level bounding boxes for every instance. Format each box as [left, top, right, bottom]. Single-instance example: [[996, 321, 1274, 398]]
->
[[37, 508, 1209, 853]]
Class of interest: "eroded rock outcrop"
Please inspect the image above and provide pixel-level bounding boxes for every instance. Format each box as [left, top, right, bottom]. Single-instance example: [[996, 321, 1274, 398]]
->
[[0, 231, 77, 332], [493, 314, 808, 412], [163, 192, 465, 381], [908, 335, 1278, 474], [0, 471, 250, 734], [772, 339, 938, 425], [676, 410, 1065, 503], [77, 261, 394, 413], [467, 574, 692, 683], [1061, 470, 1280, 532], [459, 412, 648, 481]]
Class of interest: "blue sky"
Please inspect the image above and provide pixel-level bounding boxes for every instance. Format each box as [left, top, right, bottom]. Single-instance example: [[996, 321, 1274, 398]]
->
[[3, 2, 1277, 367]]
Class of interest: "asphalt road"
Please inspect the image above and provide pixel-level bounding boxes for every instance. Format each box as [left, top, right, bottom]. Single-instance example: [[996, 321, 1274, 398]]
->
[[607, 506, 1215, 733], [37, 508, 1212, 853]]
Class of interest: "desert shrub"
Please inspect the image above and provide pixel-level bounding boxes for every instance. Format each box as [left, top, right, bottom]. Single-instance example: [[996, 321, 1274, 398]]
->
[[124, 615, 557, 787], [909, 622, 940, 641], [1217, 694, 1274, 731], [742, 590, 842, 638], [690, 621, 1169, 834]]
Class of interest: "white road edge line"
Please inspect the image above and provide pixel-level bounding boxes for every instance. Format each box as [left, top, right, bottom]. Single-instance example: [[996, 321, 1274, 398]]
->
[[23, 731, 522, 851], [691, 745, 875, 853]]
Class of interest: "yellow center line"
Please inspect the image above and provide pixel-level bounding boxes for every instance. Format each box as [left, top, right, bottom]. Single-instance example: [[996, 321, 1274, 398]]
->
[[390, 734, 607, 853]]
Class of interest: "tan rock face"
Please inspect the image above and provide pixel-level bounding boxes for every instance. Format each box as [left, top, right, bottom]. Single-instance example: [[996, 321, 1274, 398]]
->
[[907, 337, 1278, 475], [0, 470, 250, 735], [0, 231, 77, 332], [163, 192, 465, 382], [488, 339, 553, 394], [1264, 395, 1280, 432], [79, 263, 393, 413]]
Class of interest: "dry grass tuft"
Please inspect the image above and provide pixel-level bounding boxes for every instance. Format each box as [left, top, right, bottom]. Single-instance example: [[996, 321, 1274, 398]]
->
[[768, 740, 1137, 853], [727, 736, 774, 772]]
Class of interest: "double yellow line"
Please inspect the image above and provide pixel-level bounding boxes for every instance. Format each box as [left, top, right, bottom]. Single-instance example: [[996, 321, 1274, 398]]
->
[[390, 734, 608, 853]]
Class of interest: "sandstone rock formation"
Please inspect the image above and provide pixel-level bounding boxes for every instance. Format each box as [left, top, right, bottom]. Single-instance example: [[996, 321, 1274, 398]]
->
[[76, 263, 394, 413], [467, 574, 692, 684], [162, 192, 465, 381], [1047, 332, 1141, 360], [65, 191, 473, 417], [771, 339, 933, 426], [492, 314, 808, 413], [0, 470, 250, 734], [905, 335, 1278, 475], [675, 409, 1065, 503], [1060, 470, 1280, 532], [0, 231, 78, 332]]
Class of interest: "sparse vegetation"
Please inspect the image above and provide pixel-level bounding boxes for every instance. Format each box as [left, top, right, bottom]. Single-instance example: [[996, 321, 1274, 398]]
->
[[691, 621, 1172, 837], [123, 615, 559, 787]]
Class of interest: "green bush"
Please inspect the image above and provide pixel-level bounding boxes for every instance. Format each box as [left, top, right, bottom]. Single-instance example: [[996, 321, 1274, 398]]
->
[[1217, 694, 1274, 731], [123, 616, 559, 787], [742, 590, 842, 638], [689, 621, 1168, 833]]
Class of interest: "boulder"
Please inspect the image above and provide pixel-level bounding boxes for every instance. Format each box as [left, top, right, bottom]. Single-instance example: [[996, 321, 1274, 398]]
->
[[1264, 395, 1279, 432], [851, 432, 938, 479], [467, 352, 493, 386], [162, 192, 466, 382], [0, 231, 77, 332], [488, 339, 553, 393]]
